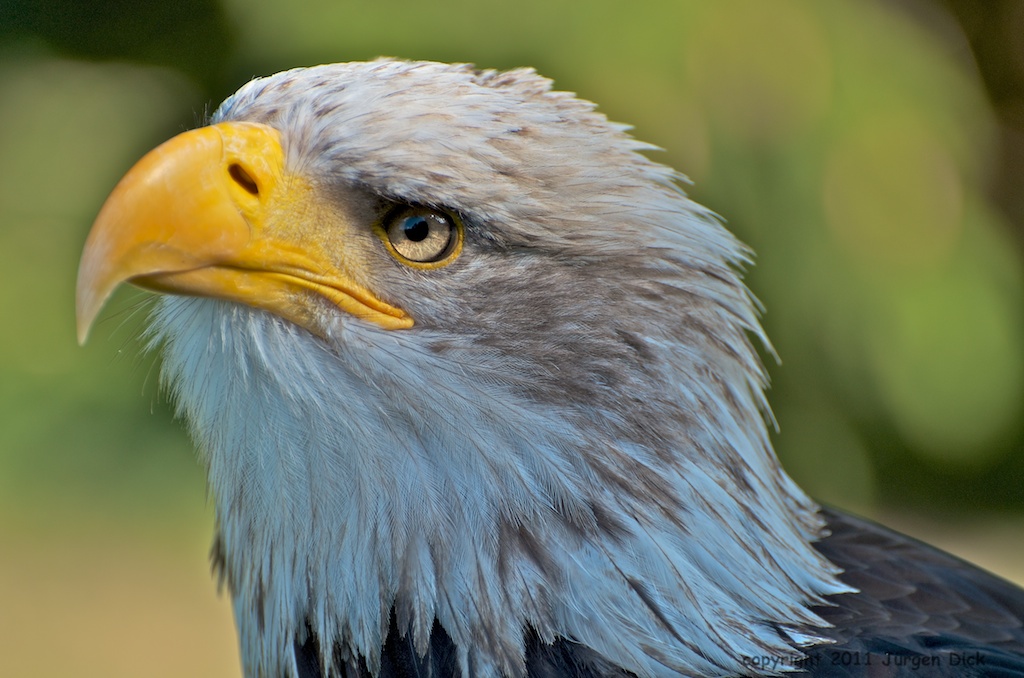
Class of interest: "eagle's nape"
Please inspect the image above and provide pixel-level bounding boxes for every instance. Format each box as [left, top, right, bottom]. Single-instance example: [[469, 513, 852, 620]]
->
[[76, 59, 1024, 678]]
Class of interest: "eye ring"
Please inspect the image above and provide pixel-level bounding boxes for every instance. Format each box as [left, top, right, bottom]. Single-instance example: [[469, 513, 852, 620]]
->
[[378, 205, 463, 268]]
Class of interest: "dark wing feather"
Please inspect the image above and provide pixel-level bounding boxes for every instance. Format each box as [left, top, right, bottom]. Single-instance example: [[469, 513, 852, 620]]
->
[[295, 616, 458, 678], [295, 615, 628, 678], [798, 506, 1024, 677]]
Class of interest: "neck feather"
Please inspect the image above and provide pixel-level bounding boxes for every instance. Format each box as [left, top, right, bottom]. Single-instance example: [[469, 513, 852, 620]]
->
[[153, 296, 850, 678]]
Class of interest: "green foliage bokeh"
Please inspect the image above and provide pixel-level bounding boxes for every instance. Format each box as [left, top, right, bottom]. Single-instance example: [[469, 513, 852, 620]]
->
[[2, 0, 1022, 537], [2, 1, 1023, 676]]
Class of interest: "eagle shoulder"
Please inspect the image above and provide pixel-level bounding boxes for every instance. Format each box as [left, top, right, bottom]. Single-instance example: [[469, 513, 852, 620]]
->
[[798, 507, 1024, 677]]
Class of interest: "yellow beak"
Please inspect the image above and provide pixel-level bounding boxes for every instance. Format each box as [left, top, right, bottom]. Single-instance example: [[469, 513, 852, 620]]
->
[[76, 121, 412, 344]]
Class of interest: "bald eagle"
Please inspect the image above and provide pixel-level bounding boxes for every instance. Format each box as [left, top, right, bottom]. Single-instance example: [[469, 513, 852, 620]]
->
[[77, 60, 1024, 677]]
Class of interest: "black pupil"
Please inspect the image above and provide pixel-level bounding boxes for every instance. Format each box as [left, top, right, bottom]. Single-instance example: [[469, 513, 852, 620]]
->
[[403, 216, 431, 242]]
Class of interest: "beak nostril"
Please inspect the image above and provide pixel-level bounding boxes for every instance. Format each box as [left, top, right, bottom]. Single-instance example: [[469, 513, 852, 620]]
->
[[229, 163, 259, 196]]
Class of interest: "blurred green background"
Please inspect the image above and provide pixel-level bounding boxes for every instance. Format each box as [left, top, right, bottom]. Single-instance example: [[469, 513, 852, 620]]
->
[[1, 0, 1022, 676]]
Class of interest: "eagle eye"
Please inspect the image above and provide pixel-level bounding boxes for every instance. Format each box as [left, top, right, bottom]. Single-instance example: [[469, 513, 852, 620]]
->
[[380, 205, 462, 267]]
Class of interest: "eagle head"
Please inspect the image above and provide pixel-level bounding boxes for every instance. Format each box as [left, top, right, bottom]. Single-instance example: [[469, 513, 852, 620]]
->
[[77, 60, 849, 677]]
